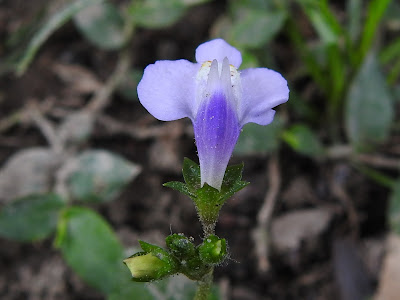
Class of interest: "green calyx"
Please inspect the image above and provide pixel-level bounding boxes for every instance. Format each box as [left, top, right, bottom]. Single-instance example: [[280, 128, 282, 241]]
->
[[164, 158, 249, 235]]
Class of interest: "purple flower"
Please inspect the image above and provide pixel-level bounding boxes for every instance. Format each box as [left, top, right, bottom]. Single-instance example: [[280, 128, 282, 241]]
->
[[138, 39, 289, 190]]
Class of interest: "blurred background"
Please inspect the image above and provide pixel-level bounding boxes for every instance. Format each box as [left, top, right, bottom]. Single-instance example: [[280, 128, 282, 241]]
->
[[0, 0, 399, 299]]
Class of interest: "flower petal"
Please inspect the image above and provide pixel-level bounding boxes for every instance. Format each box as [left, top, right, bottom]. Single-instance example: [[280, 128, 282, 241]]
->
[[137, 59, 199, 121], [195, 39, 242, 68], [238, 68, 289, 125]]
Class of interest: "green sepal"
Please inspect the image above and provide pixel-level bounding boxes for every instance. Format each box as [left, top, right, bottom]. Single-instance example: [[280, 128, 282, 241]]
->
[[219, 163, 250, 201], [164, 158, 249, 234], [138, 240, 177, 267], [163, 181, 196, 198], [198, 235, 227, 265], [182, 157, 201, 190]]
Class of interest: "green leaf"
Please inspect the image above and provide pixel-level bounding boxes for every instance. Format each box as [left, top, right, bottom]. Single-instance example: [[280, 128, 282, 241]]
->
[[0, 194, 65, 242], [286, 19, 327, 90], [347, 0, 362, 42], [58, 112, 94, 146], [66, 150, 141, 203], [16, 0, 104, 75], [129, 0, 186, 29], [55, 206, 125, 294], [230, 9, 286, 48], [282, 124, 325, 157], [240, 50, 260, 69], [345, 54, 394, 148], [74, 1, 126, 50], [111, 274, 220, 300], [358, 0, 391, 65], [107, 281, 154, 300], [235, 117, 284, 155], [55, 208, 155, 299], [296, 0, 343, 46], [389, 181, 400, 235], [150, 274, 220, 300], [0, 148, 61, 202]]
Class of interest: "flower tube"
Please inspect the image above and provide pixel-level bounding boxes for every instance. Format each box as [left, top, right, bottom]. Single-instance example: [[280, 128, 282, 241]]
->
[[138, 39, 289, 190]]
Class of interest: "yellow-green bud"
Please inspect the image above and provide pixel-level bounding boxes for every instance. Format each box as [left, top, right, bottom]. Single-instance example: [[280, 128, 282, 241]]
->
[[123, 252, 176, 282]]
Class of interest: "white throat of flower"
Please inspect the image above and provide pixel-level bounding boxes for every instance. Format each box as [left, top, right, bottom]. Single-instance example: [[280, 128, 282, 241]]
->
[[194, 57, 242, 118]]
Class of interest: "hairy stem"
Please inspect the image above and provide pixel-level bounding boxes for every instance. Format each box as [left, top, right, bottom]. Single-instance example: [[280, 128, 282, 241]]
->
[[194, 268, 214, 300]]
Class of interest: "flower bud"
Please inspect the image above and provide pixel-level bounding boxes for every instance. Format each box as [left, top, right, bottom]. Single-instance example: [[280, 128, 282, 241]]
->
[[166, 234, 196, 259], [198, 235, 227, 265], [123, 251, 177, 282]]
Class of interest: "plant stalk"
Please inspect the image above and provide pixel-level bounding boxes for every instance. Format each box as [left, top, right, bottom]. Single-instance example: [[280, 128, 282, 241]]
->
[[194, 268, 214, 300]]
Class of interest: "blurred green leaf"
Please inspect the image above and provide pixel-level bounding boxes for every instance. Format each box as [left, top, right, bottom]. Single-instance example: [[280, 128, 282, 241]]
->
[[74, 1, 126, 50], [58, 112, 94, 146], [56, 207, 125, 294], [230, 9, 286, 48], [347, 0, 362, 42], [380, 37, 400, 64], [130, 0, 186, 29], [235, 117, 284, 155], [239, 50, 259, 69], [380, 37, 400, 85], [358, 0, 391, 66], [282, 124, 325, 157], [0, 194, 65, 242], [286, 20, 327, 90], [210, 15, 232, 42], [0, 148, 61, 202], [150, 274, 220, 300], [107, 280, 155, 300], [345, 54, 394, 148], [327, 45, 346, 109], [296, 0, 343, 46], [16, 0, 104, 75], [389, 181, 400, 235], [387, 58, 400, 85], [394, 85, 400, 102], [109, 274, 217, 300], [230, 0, 271, 11], [66, 150, 141, 203], [56, 207, 153, 299], [55, 206, 201, 300]]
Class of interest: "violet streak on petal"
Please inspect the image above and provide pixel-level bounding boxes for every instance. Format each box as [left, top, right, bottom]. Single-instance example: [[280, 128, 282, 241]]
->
[[194, 91, 241, 190]]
